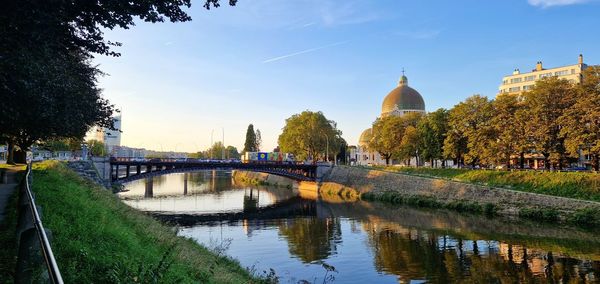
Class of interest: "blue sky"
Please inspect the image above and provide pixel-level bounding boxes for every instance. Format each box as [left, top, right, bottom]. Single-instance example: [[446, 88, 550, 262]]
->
[[93, 0, 600, 153]]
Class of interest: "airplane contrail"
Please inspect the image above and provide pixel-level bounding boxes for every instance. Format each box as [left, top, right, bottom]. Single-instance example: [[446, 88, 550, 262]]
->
[[262, 41, 348, 63]]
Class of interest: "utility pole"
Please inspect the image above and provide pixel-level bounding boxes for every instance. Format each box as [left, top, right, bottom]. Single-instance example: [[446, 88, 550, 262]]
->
[[210, 129, 214, 159]]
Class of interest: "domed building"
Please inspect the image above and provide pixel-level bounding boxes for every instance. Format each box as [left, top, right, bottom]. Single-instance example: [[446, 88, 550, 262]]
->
[[381, 75, 426, 117], [356, 73, 427, 166]]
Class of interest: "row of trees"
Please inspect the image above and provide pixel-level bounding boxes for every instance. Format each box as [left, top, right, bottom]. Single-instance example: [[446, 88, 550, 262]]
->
[[366, 66, 600, 170], [278, 111, 347, 162], [189, 142, 241, 160], [1, 0, 235, 163]]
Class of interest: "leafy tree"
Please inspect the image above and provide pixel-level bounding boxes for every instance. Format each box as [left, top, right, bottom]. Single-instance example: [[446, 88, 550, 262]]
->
[[445, 95, 494, 167], [0, 0, 236, 163], [369, 116, 403, 165], [524, 77, 577, 169], [489, 94, 532, 169], [255, 129, 262, 152], [243, 124, 258, 153], [87, 140, 107, 157], [398, 125, 421, 166], [278, 111, 343, 161], [417, 108, 449, 167], [560, 65, 600, 170], [369, 113, 422, 165], [225, 146, 241, 159]]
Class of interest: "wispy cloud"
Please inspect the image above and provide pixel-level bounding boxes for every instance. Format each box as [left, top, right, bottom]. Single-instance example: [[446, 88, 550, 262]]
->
[[528, 0, 590, 7], [262, 41, 348, 63]]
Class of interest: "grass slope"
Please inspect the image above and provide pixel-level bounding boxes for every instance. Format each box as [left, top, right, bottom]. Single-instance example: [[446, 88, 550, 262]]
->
[[373, 166, 600, 202], [30, 161, 260, 283]]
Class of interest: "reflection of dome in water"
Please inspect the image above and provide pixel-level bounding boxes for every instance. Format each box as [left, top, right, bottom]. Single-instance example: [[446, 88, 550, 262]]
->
[[381, 75, 425, 116], [359, 128, 372, 147]]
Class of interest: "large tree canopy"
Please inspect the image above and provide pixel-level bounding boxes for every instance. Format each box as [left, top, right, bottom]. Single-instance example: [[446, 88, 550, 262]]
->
[[1, 0, 237, 163], [278, 111, 344, 161]]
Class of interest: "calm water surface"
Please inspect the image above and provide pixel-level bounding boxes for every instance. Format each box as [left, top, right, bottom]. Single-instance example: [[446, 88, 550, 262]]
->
[[118, 170, 600, 283]]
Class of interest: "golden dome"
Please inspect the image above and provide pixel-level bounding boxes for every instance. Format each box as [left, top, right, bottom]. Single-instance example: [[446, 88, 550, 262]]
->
[[381, 75, 425, 116], [359, 128, 372, 147]]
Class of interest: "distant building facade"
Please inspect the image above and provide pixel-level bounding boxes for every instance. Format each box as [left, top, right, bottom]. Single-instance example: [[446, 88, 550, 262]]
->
[[87, 113, 122, 153], [498, 54, 587, 95]]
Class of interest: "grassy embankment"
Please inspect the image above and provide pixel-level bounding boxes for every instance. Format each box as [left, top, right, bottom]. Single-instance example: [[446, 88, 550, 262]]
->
[[362, 166, 600, 226], [3, 161, 268, 283]]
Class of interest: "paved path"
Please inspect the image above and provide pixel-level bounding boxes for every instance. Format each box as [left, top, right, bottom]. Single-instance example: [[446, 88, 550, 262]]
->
[[0, 167, 19, 225]]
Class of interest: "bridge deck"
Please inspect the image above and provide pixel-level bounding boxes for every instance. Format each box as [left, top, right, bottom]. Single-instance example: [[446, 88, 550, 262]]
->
[[110, 158, 318, 182]]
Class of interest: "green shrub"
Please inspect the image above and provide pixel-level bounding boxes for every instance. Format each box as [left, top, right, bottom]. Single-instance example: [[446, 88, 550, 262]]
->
[[519, 207, 560, 222], [567, 208, 600, 227]]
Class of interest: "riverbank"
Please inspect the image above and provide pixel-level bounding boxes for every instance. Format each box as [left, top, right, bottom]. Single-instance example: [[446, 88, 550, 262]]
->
[[371, 166, 600, 201], [323, 166, 600, 226], [18, 161, 265, 283]]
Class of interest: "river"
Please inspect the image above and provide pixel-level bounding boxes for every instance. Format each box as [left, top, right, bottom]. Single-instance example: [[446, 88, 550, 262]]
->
[[117, 170, 600, 283]]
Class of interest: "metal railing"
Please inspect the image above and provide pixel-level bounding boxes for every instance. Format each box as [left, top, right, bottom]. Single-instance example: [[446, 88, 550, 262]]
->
[[17, 163, 64, 284]]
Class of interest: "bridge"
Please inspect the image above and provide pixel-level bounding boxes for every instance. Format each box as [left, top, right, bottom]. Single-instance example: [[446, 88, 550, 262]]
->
[[109, 158, 319, 183]]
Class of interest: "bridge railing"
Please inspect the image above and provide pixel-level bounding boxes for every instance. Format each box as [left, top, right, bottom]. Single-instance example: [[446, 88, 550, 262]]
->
[[110, 157, 315, 166], [15, 163, 63, 283]]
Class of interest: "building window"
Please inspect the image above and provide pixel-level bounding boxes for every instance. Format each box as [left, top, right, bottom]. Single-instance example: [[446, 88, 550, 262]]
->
[[509, 86, 521, 92], [523, 85, 534, 91], [510, 77, 522, 84], [555, 70, 569, 76], [524, 75, 536, 81], [502, 80, 508, 85], [539, 73, 552, 79], [571, 69, 576, 74]]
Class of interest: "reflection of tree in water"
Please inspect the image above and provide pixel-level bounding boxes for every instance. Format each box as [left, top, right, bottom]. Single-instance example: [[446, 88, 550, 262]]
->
[[365, 225, 600, 283], [277, 218, 342, 263]]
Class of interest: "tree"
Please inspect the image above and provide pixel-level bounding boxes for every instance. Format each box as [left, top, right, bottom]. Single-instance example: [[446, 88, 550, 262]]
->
[[225, 146, 241, 159], [525, 77, 577, 169], [560, 65, 600, 171], [278, 111, 343, 161], [87, 140, 107, 157], [444, 95, 494, 167], [255, 129, 262, 152], [1, 0, 236, 163], [417, 109, 449, 167], [490, 94, 529, 169], [243, 124, 258, 153], [369, 113, 422, 165], [369, 116, 403, 165], [398, 125, 421, 166]]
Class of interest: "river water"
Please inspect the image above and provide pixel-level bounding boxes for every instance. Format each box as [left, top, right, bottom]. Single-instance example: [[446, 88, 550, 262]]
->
[[118, 170, 600, 283]]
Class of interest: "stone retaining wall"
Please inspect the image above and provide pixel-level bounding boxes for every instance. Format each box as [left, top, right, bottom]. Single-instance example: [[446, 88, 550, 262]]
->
[[324, 166, 600, 214]]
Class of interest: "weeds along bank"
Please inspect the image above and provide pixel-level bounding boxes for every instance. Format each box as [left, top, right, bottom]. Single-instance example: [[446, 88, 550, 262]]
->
[[25, 161, 263, 283], [324, 166, 600, 226]]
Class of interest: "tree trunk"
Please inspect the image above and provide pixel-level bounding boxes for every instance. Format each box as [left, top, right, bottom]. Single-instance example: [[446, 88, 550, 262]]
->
[[544, 154, 551, 170], [6, 141, 15, 165], [558, 157, 563, 170], [594, 154, 599, 172], [506, 153, 511, 170], [519, 152, 525, 169], [385, 156, 390, 165], [442, 159, 446, 169]]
